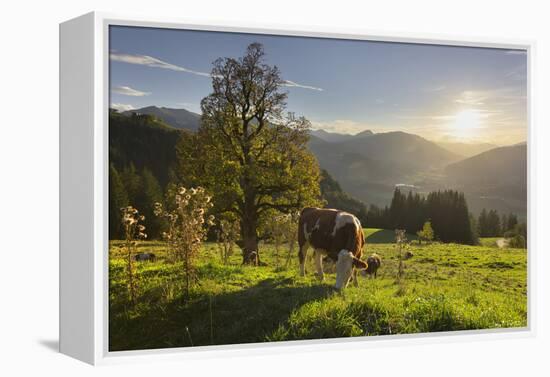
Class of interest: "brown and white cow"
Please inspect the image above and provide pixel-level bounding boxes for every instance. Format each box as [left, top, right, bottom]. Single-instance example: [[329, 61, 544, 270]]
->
[[298, 207, 368, 289]]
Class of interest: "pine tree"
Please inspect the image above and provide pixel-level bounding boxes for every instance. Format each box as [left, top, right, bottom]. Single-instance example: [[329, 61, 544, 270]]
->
[[487, 210, 501, 237], [141, 168, 164, 239], [390, 188, 406, 229], [500, 213, 508, 235], [507, 213, 518, 232], [121, 163, 143, 208], [478, 208, 488, 237], [109, 164, 129, 239]]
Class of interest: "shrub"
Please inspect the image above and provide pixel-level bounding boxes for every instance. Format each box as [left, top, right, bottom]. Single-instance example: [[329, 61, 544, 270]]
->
[[216, 218, 240, 265], [417, 221, 434, 244], [509, 234, 526, 248], [154, 186, 214, 298], [120, 206, 147, 303]]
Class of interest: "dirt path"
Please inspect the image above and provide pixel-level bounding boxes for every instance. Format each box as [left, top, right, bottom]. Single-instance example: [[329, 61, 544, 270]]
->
[[496, 238, 509, 248]]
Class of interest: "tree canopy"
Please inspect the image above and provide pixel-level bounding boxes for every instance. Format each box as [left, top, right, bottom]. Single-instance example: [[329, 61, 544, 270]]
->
[[176, 43, 322, 264]]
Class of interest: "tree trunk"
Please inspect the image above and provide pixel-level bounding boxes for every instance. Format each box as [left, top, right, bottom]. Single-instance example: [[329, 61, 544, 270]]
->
[[240, 123, 261, 265], [241, 200, 259, 265]]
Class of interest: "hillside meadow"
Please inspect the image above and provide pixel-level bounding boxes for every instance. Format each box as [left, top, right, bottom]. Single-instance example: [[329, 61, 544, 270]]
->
[[109, 230, 526, 351]]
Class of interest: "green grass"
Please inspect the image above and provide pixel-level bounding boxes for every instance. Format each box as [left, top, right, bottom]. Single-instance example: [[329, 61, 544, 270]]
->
[[479, 237, 503, 248], [109, 230, 527, 351], [364, 228, 417, 243]]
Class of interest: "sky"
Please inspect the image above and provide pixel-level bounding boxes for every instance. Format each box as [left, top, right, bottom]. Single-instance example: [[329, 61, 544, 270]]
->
[[110, 25, 527, 145]]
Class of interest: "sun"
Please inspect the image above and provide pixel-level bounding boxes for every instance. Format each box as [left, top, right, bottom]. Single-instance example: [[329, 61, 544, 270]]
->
[[449, 109, 482, 140]]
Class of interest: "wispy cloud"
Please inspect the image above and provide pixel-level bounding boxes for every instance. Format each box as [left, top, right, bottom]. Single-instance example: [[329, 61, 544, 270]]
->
[[110, 52, 324, 91], [176, 102, 201, 113], [504, 64, 527, 81], [112, 85, 151, 97], [111, 103, 135, 112], [110, 52, 212, 77], [311, 119, 380, 134], [424, 85, 446, 92], [454, 90, 486, 106], [281, 79, 324, 91]]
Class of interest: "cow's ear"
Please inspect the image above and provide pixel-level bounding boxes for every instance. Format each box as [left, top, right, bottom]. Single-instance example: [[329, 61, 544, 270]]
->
[[353, 258, 368, 269]]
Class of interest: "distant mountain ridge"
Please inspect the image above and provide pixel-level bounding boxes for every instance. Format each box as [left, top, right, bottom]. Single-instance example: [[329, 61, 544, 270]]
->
[[438, 141, 498, 158], [445, 144, 527, 217], [446, 144, 527, 187], [113, 105, 527, 217], [334, 131, 461, 168], [124, 106, 201, 131], [311, 129, 373, 143]]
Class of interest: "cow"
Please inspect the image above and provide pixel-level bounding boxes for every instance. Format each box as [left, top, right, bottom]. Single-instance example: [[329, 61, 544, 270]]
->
[[298, 207, 368, 290], [365, 253, 382, 278], [134, 252, 156, 262]]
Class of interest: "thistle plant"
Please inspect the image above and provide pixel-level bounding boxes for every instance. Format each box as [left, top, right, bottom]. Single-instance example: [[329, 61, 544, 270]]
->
[[154, 186, 214, 298], [395, 229, 407, 282], [284, 212, 300, 268], [265, 212, 299, 268], [120, 206, 147, 304], [267, 215, 286, 268], [216, 218, 240, 265]]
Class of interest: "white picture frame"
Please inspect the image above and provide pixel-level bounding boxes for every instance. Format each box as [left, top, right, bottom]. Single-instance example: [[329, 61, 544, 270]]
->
[[59, 11, 535, 365]]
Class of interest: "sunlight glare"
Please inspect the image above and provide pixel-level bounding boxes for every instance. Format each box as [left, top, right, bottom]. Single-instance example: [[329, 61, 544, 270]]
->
[[450, 109, 482, 139]]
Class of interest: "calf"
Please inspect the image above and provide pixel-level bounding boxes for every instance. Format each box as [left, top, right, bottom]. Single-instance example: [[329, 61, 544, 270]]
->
[[298, 207, 367, 289], [134, 252, 156, 262], [364, 253, 382, 278]]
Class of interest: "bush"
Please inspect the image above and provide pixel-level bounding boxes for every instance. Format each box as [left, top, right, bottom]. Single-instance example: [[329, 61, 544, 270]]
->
[[509, 234, 526, 248]]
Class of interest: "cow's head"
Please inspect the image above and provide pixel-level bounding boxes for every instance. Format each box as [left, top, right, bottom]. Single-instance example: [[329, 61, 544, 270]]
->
[[334, 250, 368, 290]]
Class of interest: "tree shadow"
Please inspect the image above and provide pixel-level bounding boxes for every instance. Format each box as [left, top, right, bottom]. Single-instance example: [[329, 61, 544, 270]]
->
[[109, 276, 334, 351]]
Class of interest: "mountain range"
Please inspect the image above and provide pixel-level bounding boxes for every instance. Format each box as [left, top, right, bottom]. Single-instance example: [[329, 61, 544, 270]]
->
[[124, 106, 201, 131], [116, 106, 527, 218]]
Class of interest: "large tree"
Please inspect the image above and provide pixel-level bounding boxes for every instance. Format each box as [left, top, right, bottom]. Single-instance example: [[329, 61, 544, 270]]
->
[[176, 43, 321, 264]]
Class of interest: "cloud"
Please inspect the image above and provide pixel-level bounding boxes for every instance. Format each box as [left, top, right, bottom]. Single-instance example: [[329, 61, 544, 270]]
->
[[311, 119, 379, 134], [176, 102, 201, 113], [281, 79, 324, 91], [111, 103, 135, 112], [112, 85, 151, 97], [111, 52, 324, 92], [110, 52, 212, 77], [505, 64, 527, 81], [424, 85, 446, 92]]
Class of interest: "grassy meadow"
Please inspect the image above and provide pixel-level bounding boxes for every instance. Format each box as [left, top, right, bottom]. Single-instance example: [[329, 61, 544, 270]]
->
[[109, 229, 527, 351]]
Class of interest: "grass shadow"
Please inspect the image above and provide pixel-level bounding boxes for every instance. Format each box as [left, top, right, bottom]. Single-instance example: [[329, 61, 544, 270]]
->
[[109, 276, 334, 351]]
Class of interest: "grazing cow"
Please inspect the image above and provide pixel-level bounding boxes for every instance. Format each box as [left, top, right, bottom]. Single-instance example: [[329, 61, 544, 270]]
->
[[365, 254, 382, 278], [134, 252, 156, 262], [298, 207, 367, 289]]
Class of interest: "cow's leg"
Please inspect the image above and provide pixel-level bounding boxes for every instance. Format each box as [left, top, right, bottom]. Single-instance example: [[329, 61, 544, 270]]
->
[[352, 268, 359, 287], [298, 242, 309, 276], [314, 249, 324, 281]]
